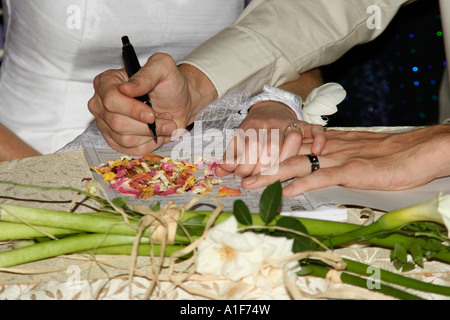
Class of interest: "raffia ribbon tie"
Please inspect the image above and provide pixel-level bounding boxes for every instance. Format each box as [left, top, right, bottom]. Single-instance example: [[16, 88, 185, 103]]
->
[[132, 202, 179, 245], [325, 269, 343, 284]]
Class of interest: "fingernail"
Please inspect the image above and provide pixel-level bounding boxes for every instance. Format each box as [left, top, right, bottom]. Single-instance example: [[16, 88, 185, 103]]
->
[[162, 123, 173, 135], [126, 79, 138, 86], [313, 144, 322, 154], [140, 112, 154, 123], [283, 185, 293, 197], [243, 176, 257, 186]]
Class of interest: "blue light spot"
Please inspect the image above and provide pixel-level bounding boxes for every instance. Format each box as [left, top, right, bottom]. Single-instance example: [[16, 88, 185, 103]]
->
[[413, 81, 420, 86], [412, 66, 418, 72], [430, 79, 436, 85]]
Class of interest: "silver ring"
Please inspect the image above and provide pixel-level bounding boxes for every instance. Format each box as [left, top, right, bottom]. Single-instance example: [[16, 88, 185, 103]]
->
[[284, 122, 304, 137], [307, 154, 320, 173]]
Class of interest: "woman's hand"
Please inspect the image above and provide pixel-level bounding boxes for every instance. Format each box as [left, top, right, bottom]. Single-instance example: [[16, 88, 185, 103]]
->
[[215, 101, 327, 178], [241, 126, 450, 196]]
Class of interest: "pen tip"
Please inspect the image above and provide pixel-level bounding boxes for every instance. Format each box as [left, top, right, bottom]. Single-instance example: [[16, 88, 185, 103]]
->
[[121, 36, 130, 46]]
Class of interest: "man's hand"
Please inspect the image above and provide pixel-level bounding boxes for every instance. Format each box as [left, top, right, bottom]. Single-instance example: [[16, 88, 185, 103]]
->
[[241, 126, 450, 196], [88, 53, 217, 155]]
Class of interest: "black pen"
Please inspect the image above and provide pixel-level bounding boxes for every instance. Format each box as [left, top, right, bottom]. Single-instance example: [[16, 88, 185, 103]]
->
[[121, 35, 157, 140]]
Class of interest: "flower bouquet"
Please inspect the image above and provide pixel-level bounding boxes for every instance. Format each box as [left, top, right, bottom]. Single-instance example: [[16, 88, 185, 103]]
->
[[0, 180, 450, 300]]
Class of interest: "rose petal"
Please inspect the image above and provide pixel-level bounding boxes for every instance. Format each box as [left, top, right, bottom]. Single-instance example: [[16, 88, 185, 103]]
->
[[218, 186, 241, 197]]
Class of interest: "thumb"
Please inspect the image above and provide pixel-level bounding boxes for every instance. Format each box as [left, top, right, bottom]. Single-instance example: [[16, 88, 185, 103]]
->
[[118, 52, 176, 99], [118, 67, 154, 99]]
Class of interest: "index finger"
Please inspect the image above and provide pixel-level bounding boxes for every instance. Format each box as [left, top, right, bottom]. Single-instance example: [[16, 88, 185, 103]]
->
[[305, 124, 327, 155], [93, 68, 156, 125]]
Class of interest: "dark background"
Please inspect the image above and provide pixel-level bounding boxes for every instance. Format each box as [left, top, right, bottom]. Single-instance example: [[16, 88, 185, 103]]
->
[[323, 0, 446, 127], [0, 0, 447, 127]]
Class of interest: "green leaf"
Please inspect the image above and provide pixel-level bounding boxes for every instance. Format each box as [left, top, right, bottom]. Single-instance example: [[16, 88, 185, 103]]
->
[[259, 181, 282, 224], [275, 217, 318, 253], [177, 214, 206, 237], [393, 260, 403, 271], [401, 262, 416, 273], [276, 217, 308, 234], [410, 243, 424, 268], [233, 200, 252, 226], [111, 197, 129, 208], [393, 243, 408, 263], [297, 265, 313, 276], [150, 202, 161, 211]]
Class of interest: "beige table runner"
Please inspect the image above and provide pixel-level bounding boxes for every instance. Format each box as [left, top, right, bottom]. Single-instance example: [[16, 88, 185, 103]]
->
[[0, 149, 449, 300]]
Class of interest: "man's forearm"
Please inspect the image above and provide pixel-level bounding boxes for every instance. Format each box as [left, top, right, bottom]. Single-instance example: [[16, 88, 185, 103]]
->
[[278, 69, 323, 99], [180, 0, 412, 97], [178, 63, 218, 124]]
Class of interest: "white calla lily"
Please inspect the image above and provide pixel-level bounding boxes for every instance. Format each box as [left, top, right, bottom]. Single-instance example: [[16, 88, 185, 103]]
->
[[438, 194, 450, 233], [376, 193, 450, 237]]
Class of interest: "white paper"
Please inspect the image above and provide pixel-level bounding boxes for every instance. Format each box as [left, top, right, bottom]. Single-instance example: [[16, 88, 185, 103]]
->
[[304, 177, 450, 212], [83, 145, 348, 222]]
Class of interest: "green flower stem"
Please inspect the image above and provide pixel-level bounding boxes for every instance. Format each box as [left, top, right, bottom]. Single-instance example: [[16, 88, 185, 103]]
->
[[305, 263, 423, 300], [2, 204, 449, 261], [0, 204, 355, 245], [182, 210, 360, 235], [343, 259, 450, 297], [0, 204, 368, 238], [0, 233, 153, 268], [0, 204, 189, 244], [0, 204, 140, 236], [321, 222, 385, 248], [2, 204, 450, 270], [292, 219, 450, 265], [81, 244, 187, 257], [0, 221, 79, 241]]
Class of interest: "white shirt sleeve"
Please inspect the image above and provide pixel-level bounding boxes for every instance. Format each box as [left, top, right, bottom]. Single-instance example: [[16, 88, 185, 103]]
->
[[179, 0, 414, 97]]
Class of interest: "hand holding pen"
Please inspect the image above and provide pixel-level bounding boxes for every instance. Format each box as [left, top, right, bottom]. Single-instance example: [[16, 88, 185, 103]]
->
[[88, 43, 205, 156], [121, 35, 158, 140]]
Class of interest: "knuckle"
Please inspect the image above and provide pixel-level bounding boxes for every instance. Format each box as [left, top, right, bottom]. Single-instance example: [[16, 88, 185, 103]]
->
[[87, 97, 98, 115], [108, 114, 128, 132], [150, 52, 175, 65], [101, 91, 118, 112]]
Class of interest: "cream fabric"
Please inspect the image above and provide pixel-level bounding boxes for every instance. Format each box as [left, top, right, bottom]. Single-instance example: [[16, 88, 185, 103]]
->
[[180, 0, 433, 99], [0, 0, 244, 154]]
